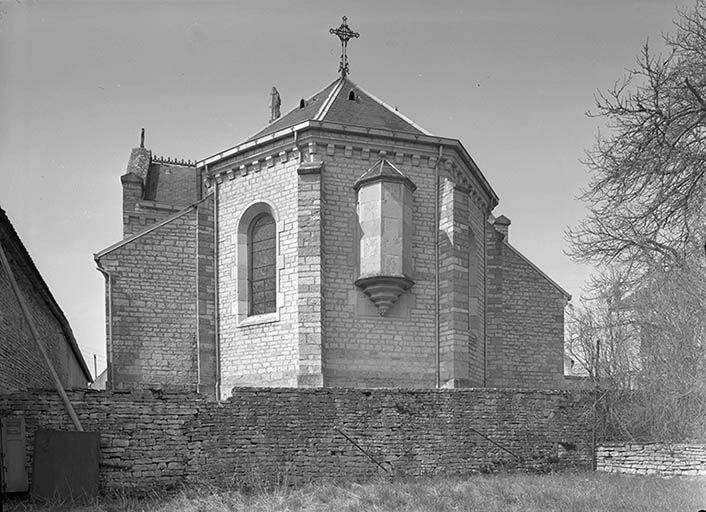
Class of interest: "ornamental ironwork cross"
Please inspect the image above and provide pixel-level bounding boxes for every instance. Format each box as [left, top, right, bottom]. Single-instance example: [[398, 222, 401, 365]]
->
[[329, 16, 359, 78]]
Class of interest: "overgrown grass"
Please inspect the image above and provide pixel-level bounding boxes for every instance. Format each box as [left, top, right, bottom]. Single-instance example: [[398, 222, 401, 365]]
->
[[4, 471, 704, 512]]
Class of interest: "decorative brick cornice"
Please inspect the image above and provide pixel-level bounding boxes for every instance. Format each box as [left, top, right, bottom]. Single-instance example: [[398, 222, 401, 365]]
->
[[195, 121, 498, 209], [200, 130, 498, 213], [453, 183, 471, 194]]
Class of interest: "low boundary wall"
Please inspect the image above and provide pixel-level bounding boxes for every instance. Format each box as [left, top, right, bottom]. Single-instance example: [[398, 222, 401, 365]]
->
[[597, 443, 706, 478], [0, 387, 593, 490]]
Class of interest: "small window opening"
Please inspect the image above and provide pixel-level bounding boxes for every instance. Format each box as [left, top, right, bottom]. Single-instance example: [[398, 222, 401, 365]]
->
[[348, 90, 356, 101], [299, 98, 306, 108]]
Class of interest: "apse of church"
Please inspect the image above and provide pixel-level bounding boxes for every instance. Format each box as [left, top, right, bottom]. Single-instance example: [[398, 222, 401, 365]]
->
[[96, 16, 572, 399]]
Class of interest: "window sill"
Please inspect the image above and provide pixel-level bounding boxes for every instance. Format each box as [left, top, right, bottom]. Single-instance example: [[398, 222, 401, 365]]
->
[[237, 311, 279, 328]]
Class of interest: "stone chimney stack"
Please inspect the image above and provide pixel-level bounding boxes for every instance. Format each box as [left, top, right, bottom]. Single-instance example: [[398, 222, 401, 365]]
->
[[120, 130, 152, 237], [494, 214, 511, 241]]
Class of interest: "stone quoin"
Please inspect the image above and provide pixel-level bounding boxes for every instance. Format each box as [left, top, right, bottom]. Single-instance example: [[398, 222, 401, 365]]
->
[[94, 17, 573, 399]]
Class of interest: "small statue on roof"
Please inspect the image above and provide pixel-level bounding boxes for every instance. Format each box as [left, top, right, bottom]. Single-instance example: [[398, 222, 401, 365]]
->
[[269, 87, 281, 122]]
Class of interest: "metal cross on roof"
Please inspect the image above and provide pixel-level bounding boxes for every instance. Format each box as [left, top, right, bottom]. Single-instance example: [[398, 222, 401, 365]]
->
[[329, 16, 359, 78]]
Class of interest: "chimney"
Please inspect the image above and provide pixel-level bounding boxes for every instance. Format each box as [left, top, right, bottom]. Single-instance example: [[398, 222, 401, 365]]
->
[[120, 130, 151, 237], [494, 215, 511, 241]]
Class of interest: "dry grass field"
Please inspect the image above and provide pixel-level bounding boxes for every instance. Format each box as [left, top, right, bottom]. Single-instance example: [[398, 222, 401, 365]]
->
[[4, 471, 705, 512]]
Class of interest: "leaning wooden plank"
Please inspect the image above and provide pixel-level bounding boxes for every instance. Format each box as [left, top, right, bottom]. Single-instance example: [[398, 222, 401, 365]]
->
[[0, 242, 84, 432]]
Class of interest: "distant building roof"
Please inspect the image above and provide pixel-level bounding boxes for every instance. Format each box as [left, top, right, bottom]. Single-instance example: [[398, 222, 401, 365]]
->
[[89, 368, 107, 390]]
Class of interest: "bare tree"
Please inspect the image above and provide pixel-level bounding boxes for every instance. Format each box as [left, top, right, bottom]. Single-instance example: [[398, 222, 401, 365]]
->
[[565, 0, 706, 442], [567, 267, 706, 441], [565, 271, 640, 389], [632, 264, 706, 441], [567, 0, 706, 274]]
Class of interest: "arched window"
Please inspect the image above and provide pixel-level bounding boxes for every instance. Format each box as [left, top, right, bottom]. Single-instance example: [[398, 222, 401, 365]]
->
[[248, 213, 276, 315]]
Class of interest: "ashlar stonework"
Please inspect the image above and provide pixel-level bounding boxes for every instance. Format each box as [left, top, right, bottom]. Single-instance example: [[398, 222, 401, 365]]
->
[[95, 75, 573, 399]]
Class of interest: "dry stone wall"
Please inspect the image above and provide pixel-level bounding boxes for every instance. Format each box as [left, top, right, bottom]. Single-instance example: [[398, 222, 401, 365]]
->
[[596, 443, 706, 478], [0, 387, 592, 491]]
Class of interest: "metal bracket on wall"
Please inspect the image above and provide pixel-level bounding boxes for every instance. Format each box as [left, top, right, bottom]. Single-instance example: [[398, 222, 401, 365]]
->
[[0, 243, 84, 431], [334, 426, 391, 473], [468, 427, 523, 461]]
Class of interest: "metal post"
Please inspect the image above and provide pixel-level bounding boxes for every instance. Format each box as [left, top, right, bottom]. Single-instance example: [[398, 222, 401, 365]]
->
[[212, 172, 221, 402], [0, 243, 84, 431], [195, 203, 201, 394], [435, 145, 443, 389], [95, 263, 113, 390]]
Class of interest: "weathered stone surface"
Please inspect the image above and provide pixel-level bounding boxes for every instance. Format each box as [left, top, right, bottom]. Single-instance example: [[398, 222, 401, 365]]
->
[[485, 221, 570, 389], [0, 388, 593, 491], [97, 197, 216, 397], [597, 443, 706, 478], [103, 116, 572, 393]]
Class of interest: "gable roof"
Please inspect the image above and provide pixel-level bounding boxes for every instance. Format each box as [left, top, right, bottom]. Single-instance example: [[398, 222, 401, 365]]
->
[[246, 77, 431, 142], [504, 241, 572, 301], [0, 206, 93, 382], [94, 195, 212, 260]]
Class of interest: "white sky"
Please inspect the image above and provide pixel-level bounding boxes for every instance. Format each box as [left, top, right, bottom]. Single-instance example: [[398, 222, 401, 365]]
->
[[0, 0, 693, 378]]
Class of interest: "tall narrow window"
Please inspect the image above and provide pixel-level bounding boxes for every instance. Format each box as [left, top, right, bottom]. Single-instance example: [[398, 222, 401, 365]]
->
[[249, 213, 276, 315]]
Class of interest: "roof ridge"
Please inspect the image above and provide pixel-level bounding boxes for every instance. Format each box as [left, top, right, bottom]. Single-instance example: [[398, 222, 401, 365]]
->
[[94, 195, 212, 259], [504, 241, 572, 300], [0, 206, 93, 381], [314, 78, 345, 121], [379, 157, 407, 176], [244, 78, 340, 143], [351, 82, 433, 136]]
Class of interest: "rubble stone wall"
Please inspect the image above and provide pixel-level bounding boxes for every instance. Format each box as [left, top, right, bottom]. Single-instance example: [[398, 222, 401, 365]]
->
[[596, 443, 706, 477], [0, 387, 592, 490]]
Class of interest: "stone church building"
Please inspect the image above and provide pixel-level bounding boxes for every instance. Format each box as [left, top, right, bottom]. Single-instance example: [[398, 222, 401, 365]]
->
[[95, 20, 571, 399]]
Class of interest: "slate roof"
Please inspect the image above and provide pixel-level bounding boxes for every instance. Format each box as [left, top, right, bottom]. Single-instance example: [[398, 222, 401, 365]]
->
[[246, 77, 431, 142], [144, 162, 199, 207], [353, 159, 417, 191]]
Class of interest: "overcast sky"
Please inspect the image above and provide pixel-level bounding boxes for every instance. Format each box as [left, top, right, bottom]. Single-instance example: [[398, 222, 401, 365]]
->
[[0, 0, 694, 378]]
